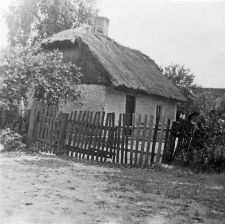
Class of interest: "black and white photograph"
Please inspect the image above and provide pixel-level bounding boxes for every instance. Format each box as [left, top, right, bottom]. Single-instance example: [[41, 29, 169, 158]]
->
[[0, 0, 224, 223]]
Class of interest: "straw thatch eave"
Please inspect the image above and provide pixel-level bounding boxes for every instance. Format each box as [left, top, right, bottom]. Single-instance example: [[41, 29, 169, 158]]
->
[[41, 26, 186, 102]]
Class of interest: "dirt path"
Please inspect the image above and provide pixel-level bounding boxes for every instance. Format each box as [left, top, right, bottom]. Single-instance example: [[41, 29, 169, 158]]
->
[[0, 152, 161, 224], [0, 152, 224, 224]]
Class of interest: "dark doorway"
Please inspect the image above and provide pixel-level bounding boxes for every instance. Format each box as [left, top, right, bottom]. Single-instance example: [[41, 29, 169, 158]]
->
[[156, 104, 162, 120], [156, 104, 163, 121], [126, 95, 135, 127]]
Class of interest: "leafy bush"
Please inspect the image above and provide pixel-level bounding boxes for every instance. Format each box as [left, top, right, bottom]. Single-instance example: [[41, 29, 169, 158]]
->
[[190, 135, 225, 173], [0, 45, 82, 106], [184, 111, 225, 172], [0, 128, 26, 152]]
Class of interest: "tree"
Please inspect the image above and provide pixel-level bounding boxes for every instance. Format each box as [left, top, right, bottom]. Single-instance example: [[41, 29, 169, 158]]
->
[[161, 64, 201, 115], [0, 45, 82, 106], [197, 89, 225, 119], [3, 0, 98, 46]]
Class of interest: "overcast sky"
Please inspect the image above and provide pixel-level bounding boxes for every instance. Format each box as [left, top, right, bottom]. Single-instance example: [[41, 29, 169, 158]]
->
[[0, 0, 225, 88]]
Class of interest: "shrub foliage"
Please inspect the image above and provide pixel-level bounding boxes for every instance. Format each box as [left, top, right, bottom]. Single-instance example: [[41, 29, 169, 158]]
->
[[175, 111, 225, 172], [0, 128, 26, 152], [0, 45, 82, 105]]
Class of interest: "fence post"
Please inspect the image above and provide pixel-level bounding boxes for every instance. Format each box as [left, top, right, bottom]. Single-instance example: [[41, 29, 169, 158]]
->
[[162, 121, 178, 163], [26, 100, 39, 149], [156, 116, 166, 163], [56, 113, 69, 156], [162, 119, 171, 163], [150, 116, 160, 165]]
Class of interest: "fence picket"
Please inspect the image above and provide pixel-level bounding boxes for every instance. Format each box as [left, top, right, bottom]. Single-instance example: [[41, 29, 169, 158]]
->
[[48, 105, 57, 154], [72, 111, 82, 157], [111, 113, 116, 163], [52, 113, 60, 155], [82, 111, 93, 159], [56, 112, 69, 155], [162, 119, 171, 163], [45, 105, 52, 152], [75, 111, 87, 158], [96, 112, 105, 161], [100, 113, 109, 162], [104, 113, 112, 162], [36, 102, 43, 142], [65, 111, 74, 155], [79, 111, 90, 158], [91, 112, 101, 160], [145, 115, 154, 167], [69, 111, 77, 157], [129, 113, 135, 165], [120, 114, 126, 164], [86, 112, 97, 160], [34, 101, 42, 143], [139, 114, 148, 166], [150, 116, 160, 165], [116, 114, 122, 164], [156, 116, 166, 163], [26, 100, 42, 148], [112, 124, 117, 163], [67, 112, 75, 155], [44, 105, 51, 152], [38, 104, 48, 152], [124, 114, 130, 164], [134, 114, 141, 165]]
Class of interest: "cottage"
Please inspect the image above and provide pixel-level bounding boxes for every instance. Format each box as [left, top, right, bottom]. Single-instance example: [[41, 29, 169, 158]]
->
[[41, 17, 186, 124]]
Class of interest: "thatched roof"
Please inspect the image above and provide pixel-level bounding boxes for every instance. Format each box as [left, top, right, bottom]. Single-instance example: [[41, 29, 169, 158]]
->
[[41, 26, 186, 101]]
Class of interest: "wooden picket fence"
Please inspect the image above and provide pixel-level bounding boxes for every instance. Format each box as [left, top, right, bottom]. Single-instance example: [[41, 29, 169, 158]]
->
[[27, 101, 172, 167]]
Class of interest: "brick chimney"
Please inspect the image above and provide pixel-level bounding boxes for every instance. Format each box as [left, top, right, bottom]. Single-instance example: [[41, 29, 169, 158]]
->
[[95, 17, 110, 37]]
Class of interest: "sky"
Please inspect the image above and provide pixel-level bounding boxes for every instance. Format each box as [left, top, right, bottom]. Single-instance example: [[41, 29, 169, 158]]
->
[[0, 0, 225, 88]]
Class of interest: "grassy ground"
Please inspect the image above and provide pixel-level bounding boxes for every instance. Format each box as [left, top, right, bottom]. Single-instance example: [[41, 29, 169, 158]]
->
[[102, 164, 225, 223]]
